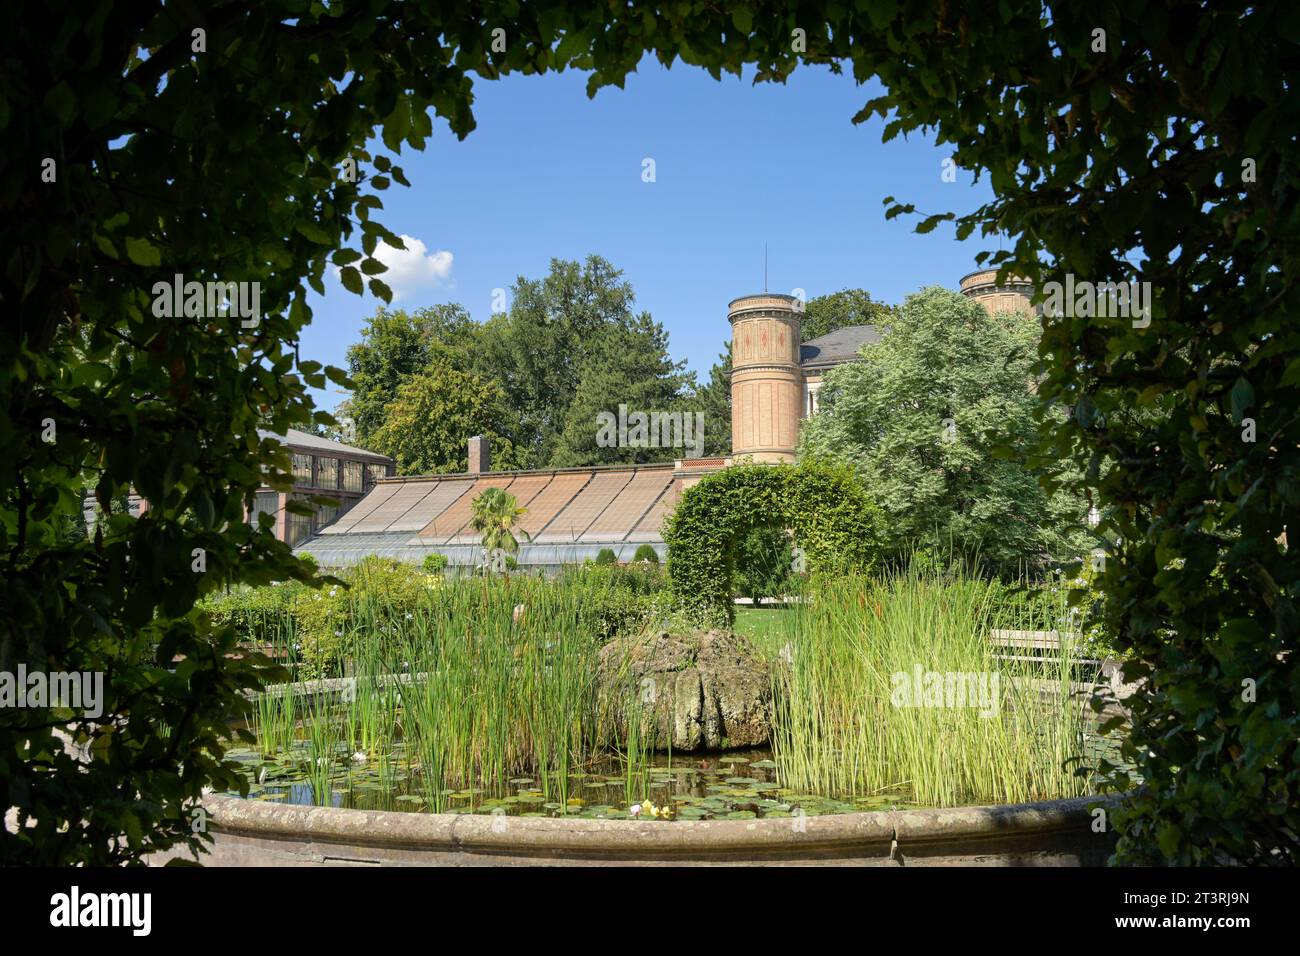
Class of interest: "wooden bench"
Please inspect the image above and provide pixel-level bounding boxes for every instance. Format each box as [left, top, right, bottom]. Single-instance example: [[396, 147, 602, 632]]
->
[[989, 628, 1137, 717], [987, 628, 1106, 667]]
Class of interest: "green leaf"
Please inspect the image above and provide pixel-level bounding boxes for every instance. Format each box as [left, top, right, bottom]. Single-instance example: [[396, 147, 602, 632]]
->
[[124, 237, 161, 267], [1280, 357, 1300, 387], [82, 88, 119, 130], [93, 235, 118, 259], [295, 222, 333, 245], [43, 81, 76, 126], [1073, 395, 1098, 428], [1229, 378, 1253, 422], [339, 266, 363, 294]]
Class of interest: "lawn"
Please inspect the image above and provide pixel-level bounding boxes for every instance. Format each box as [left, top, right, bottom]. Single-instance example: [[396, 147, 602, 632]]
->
[[733, 606, 798, 658]]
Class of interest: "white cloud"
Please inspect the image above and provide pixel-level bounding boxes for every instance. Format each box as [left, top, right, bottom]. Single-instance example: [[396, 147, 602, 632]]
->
[[361, 234, 453, 300]]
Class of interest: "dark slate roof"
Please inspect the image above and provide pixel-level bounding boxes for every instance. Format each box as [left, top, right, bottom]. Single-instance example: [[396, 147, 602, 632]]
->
[[799, 324, 882, 370], [258, 427, 394, 464]]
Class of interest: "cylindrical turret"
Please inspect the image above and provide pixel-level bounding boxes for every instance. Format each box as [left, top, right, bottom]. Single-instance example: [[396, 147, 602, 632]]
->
[[959, 269, 1036, 315], [728, 293, 802, 463]]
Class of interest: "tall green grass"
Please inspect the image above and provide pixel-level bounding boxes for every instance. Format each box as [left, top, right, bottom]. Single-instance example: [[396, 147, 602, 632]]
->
[[304, 575, 619, 810], [770, 563, 1094, 807], [247, 626, 299, 756], [303, 688, 339, 806]]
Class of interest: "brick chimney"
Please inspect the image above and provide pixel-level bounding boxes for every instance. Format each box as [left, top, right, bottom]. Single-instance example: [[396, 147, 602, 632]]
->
[[467, 435, 491, 474]]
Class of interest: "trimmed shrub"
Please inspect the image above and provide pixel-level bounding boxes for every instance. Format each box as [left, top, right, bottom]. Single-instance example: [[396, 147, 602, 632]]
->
[[594, 548, 618, 566], [422, 552, 449, 573], [632, 543, 660, 564], [665, 460, 886, 624], [203, 556, 442, 676], [556, 562, 667, 640], [199, 580, 304, 647]]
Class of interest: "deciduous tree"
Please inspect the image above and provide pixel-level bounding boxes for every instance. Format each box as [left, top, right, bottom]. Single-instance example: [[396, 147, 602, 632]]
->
[[370, 361, 521, 475]]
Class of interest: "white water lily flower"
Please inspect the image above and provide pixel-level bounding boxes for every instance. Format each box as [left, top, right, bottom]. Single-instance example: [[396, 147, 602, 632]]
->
[[351, 752, 366, 764], [628, 804, 641, 817]]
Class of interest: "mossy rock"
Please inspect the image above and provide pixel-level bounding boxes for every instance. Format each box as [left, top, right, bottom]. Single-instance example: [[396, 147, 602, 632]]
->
[[597, 629, 771, 751]]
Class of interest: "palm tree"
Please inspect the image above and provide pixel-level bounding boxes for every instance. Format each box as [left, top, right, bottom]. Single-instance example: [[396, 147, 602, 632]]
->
[[470, 487, 531, 565]]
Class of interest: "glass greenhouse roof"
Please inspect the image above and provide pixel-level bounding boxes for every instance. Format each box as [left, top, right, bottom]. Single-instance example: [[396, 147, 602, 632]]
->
[[297, 463, 682, 566]]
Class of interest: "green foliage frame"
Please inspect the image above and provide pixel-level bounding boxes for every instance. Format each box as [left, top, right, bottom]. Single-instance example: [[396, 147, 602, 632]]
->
[[7, 0, 1296, 867], [665, 461, 885, 624]]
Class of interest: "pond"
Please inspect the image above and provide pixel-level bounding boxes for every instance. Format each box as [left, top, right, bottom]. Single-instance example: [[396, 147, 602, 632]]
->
[[223, 742, 927, 820], [223, 722, 1131, 821]]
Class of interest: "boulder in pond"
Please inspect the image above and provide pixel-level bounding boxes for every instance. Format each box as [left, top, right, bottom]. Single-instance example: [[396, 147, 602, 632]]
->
[[597, 629, 771, 752]]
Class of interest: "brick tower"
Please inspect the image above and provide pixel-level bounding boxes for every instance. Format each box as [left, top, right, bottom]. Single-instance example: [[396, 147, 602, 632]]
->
[[728, 293, 802, 463]]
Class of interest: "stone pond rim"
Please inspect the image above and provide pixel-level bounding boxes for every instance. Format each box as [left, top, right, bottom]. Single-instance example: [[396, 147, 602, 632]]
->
[[155, 792, 1124, 866]]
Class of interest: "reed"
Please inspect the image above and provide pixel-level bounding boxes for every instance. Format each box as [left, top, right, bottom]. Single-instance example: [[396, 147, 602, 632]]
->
[[617, 685, 654, 807], [337, 575, 608, 809], [770, 562, 1094, 807], [302, 689, 339, 806]]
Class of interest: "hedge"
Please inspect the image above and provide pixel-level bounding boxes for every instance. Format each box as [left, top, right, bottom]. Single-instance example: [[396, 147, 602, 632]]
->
[[664, 460, 886, 624]]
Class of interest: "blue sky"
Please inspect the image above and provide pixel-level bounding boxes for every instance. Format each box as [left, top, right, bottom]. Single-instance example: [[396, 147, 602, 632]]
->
[[301, 58, 999, 413]]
